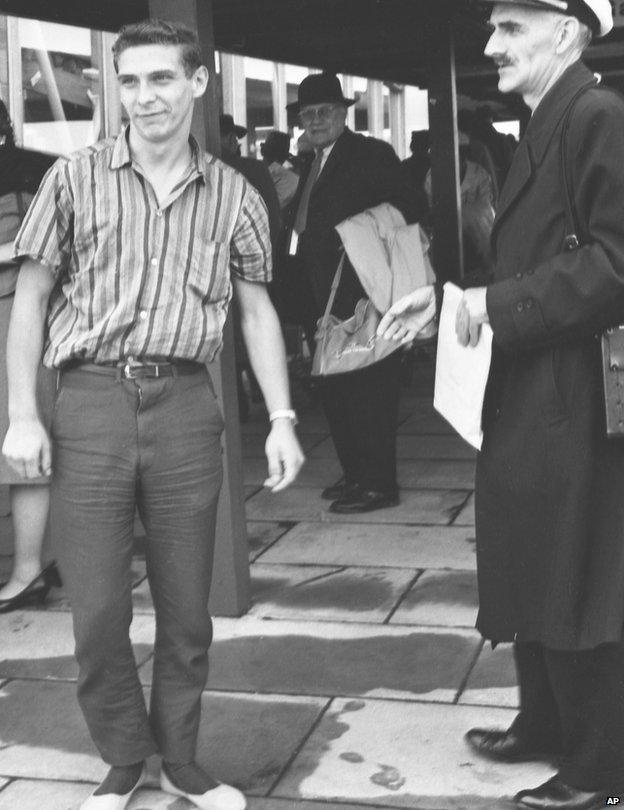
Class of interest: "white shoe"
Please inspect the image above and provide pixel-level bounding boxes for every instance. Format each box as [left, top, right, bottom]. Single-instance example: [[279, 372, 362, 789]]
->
[[160, 768, 247, 810], [80, 764, 147, 810]]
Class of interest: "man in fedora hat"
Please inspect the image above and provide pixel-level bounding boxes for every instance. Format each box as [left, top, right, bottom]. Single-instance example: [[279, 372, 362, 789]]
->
[[379, 1, 624, 806], [285, 72, 426, 514], [261, 131, 299, 210]]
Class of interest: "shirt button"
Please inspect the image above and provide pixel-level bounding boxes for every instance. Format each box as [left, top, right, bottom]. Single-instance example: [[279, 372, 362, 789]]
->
[[156, 209, 163, 217], [516, 302, 524, 312], [150, 258, 158, 266], [139, 310, 148, 321]]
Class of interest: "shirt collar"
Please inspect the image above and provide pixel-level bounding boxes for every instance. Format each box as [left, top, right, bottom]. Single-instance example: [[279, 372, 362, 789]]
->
[[109, 126, 206, 183]]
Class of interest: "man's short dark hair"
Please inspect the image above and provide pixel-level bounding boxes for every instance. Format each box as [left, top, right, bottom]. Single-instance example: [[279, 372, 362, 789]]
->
[[112, 19, 202, 77]]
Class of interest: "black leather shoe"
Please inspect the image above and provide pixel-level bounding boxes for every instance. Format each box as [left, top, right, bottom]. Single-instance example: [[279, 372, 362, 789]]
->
[[0, 562, 62, 614], [321, 479, 359, 501], [329, 489, 399, 514], [465, 727, 560, 763], [515, 776, 613, 809]]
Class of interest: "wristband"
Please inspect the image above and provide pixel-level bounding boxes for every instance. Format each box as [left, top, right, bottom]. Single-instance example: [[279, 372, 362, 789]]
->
[[269, 409, 298, 426]]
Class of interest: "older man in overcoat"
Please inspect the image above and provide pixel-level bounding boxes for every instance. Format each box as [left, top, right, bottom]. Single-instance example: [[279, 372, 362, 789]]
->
[[285, 73, 427, 514], [379, 0, 624, 806]]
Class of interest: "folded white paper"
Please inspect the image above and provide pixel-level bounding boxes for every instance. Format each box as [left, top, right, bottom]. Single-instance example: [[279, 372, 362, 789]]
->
[[434, 282, 493, 451]]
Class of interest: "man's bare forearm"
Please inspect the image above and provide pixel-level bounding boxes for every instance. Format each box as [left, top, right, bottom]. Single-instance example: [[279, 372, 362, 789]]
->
[[234, 281, 292, 412], [7, 260, 55, 421]]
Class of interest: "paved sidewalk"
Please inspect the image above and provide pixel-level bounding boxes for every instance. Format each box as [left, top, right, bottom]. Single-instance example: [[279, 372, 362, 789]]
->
[[0, 354, 554, 809]]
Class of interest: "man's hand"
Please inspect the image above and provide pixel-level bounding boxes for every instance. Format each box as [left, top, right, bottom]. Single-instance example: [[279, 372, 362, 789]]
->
[[455, 287, 489, 347], [377, 285, 437, 344], [2, 417, 51, 479], [264, 420, 305, 492]]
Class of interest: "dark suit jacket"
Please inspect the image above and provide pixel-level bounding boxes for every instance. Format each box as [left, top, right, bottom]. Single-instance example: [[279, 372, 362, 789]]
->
[[290, 128, 427, 319], [221, 153, 281, 253]]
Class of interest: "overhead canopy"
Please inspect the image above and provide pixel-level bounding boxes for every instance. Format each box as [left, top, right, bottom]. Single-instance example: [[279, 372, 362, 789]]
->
[[2, 0, 623, 114]]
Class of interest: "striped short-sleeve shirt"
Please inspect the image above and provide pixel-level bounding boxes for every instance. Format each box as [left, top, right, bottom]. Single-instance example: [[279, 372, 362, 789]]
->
[[14, 127, 272, 368]]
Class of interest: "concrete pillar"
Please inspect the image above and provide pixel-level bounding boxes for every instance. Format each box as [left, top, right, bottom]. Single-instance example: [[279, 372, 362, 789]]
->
[[272, 61, 287, 132], [95, 31, 122, 138], [341, 74, 356, 130], [389, 84, 406, 158], [6, 18, 23, 143], [367, 78, 384, 138], [148, 0, 250, 616], [220, 52, 248, 154], [427, 4, 463, 282]]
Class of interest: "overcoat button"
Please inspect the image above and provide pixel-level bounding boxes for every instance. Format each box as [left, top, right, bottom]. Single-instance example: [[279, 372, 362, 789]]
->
[[515, 272, 523, 279], [526, 298, 534, 309], [516, 302, 524, 312]]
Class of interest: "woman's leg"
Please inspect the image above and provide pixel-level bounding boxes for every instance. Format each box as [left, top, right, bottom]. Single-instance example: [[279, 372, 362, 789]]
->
[[0, 483, 50, 599]]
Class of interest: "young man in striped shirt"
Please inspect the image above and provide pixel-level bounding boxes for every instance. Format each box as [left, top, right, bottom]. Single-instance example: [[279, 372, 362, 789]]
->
[[2, 19, 303, 810]]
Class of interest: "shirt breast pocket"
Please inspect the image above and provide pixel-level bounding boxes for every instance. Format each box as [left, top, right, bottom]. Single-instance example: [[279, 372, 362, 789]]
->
[[183, 241, 230, 304]]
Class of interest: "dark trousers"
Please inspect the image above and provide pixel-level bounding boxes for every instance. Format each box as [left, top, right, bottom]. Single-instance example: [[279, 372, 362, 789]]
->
[[317, 352, 402, 493], [50, 367, 224, 765], [512, 640, 624, 791]]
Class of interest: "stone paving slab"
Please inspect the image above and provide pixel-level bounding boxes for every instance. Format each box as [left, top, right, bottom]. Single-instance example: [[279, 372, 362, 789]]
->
[[138, 618, 481, 704], [249, 799, 392, 810], [250, 563, 344, 606], [397, 460, 475, 491], [0, 784, 397, 810], [0, 779, 93, 809], [307, 436, 476, 462], [248, 521, 296, 561], [390, 570, 479, 629], [0, 679, 327, 795], [272, 698, 555, 808], [453, 494, 475, 527], [244, 457, 343, 488], [0, 609, 154, 680], [459, 644, 519, 709], [249, 565, 418, 624], [245, 488, 469, 526], [260, 524, 476, 571]]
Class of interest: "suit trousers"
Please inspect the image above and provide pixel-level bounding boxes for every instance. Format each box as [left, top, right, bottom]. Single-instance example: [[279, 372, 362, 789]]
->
[[316, 352, 402, 493], [50, 367, 224, 765], [511, 640, 624, 790]]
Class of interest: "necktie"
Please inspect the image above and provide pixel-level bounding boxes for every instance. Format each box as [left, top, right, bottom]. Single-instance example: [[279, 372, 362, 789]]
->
[[294, 149, 323, 235]]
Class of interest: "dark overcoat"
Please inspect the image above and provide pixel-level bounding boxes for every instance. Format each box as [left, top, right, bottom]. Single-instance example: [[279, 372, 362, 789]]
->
[[476, 61, 624, 650], [292, 127, 426, 319]]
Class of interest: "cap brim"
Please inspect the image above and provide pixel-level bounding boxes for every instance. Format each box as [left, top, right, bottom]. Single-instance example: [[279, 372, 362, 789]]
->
[[478, 0, 613, 36]]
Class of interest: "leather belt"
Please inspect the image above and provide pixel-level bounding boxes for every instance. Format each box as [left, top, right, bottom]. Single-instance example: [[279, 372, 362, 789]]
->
[[61, 359, 204, 380]]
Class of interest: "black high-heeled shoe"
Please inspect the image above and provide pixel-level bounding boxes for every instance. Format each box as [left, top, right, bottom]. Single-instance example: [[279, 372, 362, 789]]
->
[[0, 562, 62, 614]]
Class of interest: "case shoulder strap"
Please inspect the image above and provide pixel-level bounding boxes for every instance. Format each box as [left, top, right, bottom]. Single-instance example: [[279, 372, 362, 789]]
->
[[559, 80, 598, 250]]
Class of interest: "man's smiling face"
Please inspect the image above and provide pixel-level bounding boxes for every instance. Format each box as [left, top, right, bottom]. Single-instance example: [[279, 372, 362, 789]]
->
[[116, 44, 207, 145]]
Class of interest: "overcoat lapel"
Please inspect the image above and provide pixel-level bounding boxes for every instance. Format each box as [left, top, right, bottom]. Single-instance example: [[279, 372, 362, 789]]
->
[[491, 139, 533, 238], [491, 60, 598, 240], [311, 128, 353, 197]]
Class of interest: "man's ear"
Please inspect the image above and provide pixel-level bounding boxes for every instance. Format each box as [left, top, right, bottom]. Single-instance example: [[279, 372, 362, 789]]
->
[[192, 65, 209, 98], [555, 16, 580, 54]]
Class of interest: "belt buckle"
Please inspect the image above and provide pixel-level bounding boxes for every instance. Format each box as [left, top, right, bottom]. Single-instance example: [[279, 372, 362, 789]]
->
[[123, 361, 162, 379], [123, 362, 140, 379]]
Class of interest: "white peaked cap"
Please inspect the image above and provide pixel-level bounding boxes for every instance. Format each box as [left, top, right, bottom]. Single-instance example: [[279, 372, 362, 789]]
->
[[482, 0, 613, 37]]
